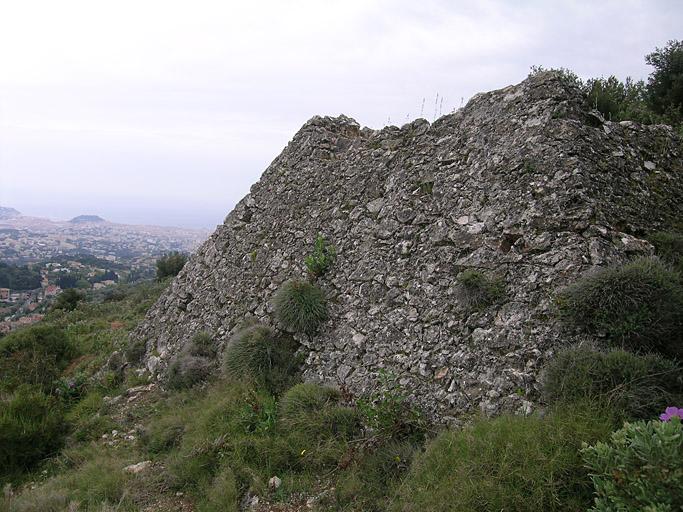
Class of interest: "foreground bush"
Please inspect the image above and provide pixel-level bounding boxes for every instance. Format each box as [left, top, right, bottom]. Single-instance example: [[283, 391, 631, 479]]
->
[[541, 345, 683, 419], [582, 417, 683, 511], [223, 323, 300, 394], [273, 280, 327, 334], [0, 386, 65, 477], [0, 324, 74, 393], [391, 403, 615, 512], [197, 467, 239, 512], [556, 257, 683, 358]]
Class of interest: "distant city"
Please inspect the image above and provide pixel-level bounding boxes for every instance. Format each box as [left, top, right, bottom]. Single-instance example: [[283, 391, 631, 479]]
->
[[0, 205, 209, 334]]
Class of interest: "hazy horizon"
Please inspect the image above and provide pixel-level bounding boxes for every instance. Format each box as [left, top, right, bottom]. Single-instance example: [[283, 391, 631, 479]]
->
[[1, 0, 681, 229]]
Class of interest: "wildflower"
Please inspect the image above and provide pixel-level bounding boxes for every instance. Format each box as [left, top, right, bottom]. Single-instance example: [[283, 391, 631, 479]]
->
[[659, 406, 683, 421]]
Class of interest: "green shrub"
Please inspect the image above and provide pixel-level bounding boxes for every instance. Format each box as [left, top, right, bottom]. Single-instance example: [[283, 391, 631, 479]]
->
[[456, 269, 505, 310], [304, 235, 336, 278], [223, 323, 300, 394], [541, 345, 683, 419], [391, 402, 615, 512], [273, 280, 327, 334], [198, 467, 239, 512], [0, 324, 74, 393], [155, 252, 188, 280], [279, 383, 361, 440], [582, 418, 683, 511], [0, 386, 66, 477], [649, 231, 683, 272], [556, 257, 683, 358], [52, 288, 84, 312], [357, 370, 427, 443]]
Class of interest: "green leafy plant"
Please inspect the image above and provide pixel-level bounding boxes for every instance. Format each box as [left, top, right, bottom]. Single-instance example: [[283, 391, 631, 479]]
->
[[555, 257, 683, 358], [304, 235, 336, 278], [223, 323, 300, 395], [541, 345, 683, 420], [273, 280, 327, 334], [456, 269, 506, 310], [582, 417, 683, 511], [52, 288, 84, 312], [356, 370, 427, 443]]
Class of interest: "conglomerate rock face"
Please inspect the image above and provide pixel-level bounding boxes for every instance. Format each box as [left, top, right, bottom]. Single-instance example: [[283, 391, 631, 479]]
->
[[134, 72, 682, 421]]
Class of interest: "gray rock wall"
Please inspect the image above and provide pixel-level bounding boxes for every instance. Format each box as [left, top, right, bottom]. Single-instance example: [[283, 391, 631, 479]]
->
[[134, 72, 682, 421]]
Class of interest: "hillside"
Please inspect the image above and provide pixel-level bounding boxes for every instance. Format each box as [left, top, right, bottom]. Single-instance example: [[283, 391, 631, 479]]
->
[[0, 207, 21, 220], [69, 215, 106, 224], [135, 71, 683, 419], [1, 72, 681, 512]]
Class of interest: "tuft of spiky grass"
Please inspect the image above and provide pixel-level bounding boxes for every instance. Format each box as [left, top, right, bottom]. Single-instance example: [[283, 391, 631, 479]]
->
[[273, 280, 327, 334], [391, 402, 615, 512], [455, 269, 505, 310], [649, 231, 683, 272], [279, 383, 361, 440], [541, 345, 683, 420], [555, 257, 683, 358], [223, 324, 300, 394]]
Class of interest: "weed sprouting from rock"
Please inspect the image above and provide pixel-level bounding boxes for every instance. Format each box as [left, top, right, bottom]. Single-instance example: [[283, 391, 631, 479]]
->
[[304, 235, 336, 279]]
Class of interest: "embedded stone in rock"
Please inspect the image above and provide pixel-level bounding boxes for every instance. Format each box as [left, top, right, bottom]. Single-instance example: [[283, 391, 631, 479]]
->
[[133, 71, 683, 422]]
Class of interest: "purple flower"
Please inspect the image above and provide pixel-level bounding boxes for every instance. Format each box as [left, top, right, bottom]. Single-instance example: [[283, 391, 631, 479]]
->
[[660, 406, 683, 421]]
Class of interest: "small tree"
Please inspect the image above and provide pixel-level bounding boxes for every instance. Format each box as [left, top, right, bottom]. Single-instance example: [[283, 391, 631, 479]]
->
[[156, 252, 188, 280], [646, 39, 683, 123]]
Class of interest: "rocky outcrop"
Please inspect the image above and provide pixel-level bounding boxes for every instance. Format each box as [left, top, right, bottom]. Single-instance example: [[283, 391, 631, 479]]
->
[[134, 72, 683, 421]]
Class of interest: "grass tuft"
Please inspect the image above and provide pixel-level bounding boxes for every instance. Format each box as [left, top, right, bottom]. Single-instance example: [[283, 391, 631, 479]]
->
[[273, 280, 327, 334], [555, 257, 683, 358]]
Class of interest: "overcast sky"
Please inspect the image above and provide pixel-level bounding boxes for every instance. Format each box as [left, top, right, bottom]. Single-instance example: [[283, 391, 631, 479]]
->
[[0, 1, 680, 229]]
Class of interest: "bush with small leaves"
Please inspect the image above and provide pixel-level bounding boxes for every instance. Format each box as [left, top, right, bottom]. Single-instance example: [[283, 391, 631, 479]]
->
[[273, 280, 327, 334], [356, 370, 427, 443], [0, 324, 74, 393], [155, 251, 188, 280], [582, 417, 683, 511], [541, 345, 683, 420], [304, 235, 336, 278], [223, 323, 300, 395], [555, 257, 683, 358], [52, 288, 84, 312], [455, 269, 505, 310], [0, 386, 66, 478]]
